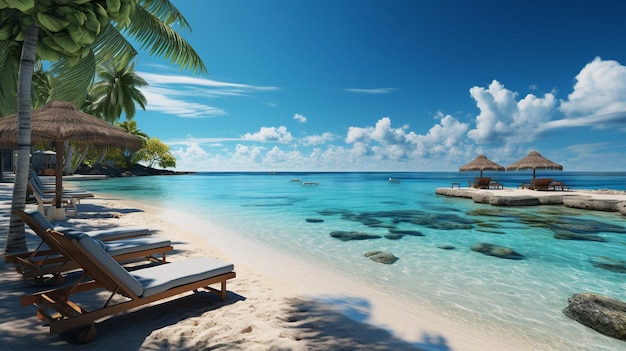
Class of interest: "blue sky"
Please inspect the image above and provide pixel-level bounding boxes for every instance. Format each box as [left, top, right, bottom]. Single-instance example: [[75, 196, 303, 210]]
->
[[130, 0, 626, 172]]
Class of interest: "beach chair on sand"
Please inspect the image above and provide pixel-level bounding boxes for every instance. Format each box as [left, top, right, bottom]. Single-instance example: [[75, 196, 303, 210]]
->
[[7, 210, 169, 285], [548, 181, 569, 191], [28, 176, 94, 218], [30, 170, 95, 197], [471, 177, 491, 189], [28, 181, 79, 217], [18, 209, 152, 242], [529, 178, 553, 190], [21, 228, 236, 342]]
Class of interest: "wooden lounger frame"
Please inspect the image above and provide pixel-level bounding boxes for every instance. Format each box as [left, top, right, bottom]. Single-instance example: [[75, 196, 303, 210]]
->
[[8, 210, 172, 285], [21, 229, 235, 342]]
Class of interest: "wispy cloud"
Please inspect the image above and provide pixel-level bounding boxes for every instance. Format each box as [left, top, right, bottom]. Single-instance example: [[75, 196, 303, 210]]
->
[[137, 72, 280, 118], [343, 88, 396, 94], [138, 72, 280, 91], [293, 113, 307, 123], [141, 89, 227, 118]]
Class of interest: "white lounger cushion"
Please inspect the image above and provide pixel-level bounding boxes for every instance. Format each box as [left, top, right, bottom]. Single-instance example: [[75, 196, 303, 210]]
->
[[75, 233, 144, 297], [74, 233, 234, 298], [132, 257, 234, 297], [64, 227, 151, 241], [27, 208, 151, 241], [103, 237, 171, 256]]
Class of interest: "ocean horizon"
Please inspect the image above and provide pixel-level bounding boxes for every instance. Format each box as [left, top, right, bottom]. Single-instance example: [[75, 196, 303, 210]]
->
[[74, 171, 626, 350]]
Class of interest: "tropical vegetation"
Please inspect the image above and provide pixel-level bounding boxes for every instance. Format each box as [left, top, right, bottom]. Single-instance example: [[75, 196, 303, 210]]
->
[[0, 0, 206, 253]]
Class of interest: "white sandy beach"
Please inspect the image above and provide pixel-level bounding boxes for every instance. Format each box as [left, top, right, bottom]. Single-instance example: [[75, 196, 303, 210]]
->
[[1, 181, 625, 350]]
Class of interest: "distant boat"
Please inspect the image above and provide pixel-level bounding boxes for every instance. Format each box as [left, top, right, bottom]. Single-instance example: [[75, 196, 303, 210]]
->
[[302, 181, 319, 187], [388, 177, 401, 183], [289, 178, 302, 182]]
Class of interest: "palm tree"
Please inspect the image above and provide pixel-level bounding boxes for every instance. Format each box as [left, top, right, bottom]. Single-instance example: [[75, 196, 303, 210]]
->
[[1, 0, 207, 253], [76, 58, 148, 171], [117, 120, 150, 142], [116, 120, 150, 166], [90, 57, 148, 123]]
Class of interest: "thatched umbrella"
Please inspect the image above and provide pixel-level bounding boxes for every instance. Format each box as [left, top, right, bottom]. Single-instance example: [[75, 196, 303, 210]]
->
[[506, 151, 563, 179], [0, 101, 142, 217], [459, 154, 505, 178]]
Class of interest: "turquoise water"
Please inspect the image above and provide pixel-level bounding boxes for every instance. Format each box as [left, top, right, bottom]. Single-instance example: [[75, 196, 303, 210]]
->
[[75, 172, 626, 350]]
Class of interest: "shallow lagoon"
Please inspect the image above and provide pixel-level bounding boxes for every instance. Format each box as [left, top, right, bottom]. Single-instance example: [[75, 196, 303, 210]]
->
[[78, 172, 626, 350]]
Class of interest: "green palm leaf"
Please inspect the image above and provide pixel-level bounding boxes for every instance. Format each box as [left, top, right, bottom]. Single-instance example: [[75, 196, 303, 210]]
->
[[124, 5, 207, 74], [48, 49, 96, 105], [92, 23, 138, 66], [0, 41, 20, 116], [140, 0, 192, 29]]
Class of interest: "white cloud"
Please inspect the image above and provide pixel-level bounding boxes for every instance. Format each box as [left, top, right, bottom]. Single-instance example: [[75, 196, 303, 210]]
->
[[161, 58, 626, 172], [467, 80, 555, 144], [170, 142, 209, 161], [233, 144, 265, 163], [142, 88, 227, 118], [138, 72, 279, 118], [264, 146, 304, 164], [138, 72, 280, 91], [169, 142, 221, 171], [301, 132, 337, 146], [344, 116, 469, 162], [241, 126, 293, 143], [343, 88, 396, 94], [346, 117, 407, 144], [293, 113, 307, 123], [406, 113, 470, 157], [552, 57, 626, 129], [467, 80, 518, 143]]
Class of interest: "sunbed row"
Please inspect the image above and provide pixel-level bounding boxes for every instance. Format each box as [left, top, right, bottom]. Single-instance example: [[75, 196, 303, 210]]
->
[[519, 177, 569, 191], [6, 209, 236, 343], [468, 177, 504, 189], [461, 177, 569, 191], [28, 170, 94, 218]]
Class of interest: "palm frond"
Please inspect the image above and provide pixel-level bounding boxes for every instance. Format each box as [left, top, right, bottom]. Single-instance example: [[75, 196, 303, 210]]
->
[[92, 23, 138, 67], [32, 63, 52, 108], [48, 50, 96, 105], [124, 6, 207, 75], [0, 0, 35, 12], [139, 0, 191, 30], [0, 41, 20, 116]]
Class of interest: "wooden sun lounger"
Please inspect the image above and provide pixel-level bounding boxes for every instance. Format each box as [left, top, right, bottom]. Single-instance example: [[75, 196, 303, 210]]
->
[[548, 181, 569, 191], [21, 229, 235, 342], [28, 176, 94, 218], [529, 178, 554, 190], [9, 210, 170, 285], [470, 177, 491, 189], [28, 182, 79, 217], [30, 170, 94, 196]]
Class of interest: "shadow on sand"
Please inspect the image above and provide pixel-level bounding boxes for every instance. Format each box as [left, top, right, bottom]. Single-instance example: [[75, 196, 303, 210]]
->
[[0, 260, 451, 351]]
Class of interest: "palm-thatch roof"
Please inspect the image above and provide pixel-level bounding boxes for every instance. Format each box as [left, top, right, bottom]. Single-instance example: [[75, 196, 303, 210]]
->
[[0, 100, 142, 214], [459, 154, 505, 177], [506, 151, 563, 178], [0, 100, 142, 149]]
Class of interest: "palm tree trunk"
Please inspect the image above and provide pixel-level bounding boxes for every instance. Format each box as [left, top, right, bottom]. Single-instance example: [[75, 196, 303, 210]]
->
[[95, 147, 107, 165], [64, 141, 73, 175], [71, 145, 89, 174], [4, 24, 38, 254]]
